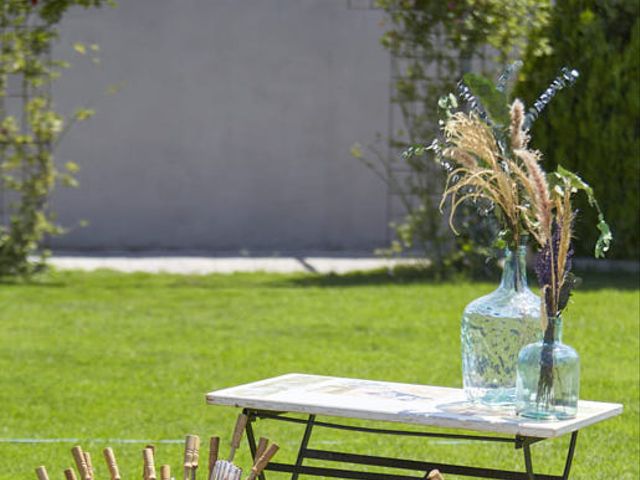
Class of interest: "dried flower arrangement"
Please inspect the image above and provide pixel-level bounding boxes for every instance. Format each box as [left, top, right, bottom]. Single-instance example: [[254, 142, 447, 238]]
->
[[408, 61, 613, 409]]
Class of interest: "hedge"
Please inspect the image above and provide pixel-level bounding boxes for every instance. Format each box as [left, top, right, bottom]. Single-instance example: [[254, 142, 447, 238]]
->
[[516, 0, 640, 260]]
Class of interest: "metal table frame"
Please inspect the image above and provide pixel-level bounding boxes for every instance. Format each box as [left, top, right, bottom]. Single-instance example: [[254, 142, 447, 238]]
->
[[242, 408, 579, 480]]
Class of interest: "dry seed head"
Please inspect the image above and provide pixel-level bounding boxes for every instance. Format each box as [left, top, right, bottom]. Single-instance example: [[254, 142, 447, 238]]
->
[[444, 112, 501, 170], [515, 148, 552, 243], [510, 99, 529, 150], [442, 147, 477, 170]]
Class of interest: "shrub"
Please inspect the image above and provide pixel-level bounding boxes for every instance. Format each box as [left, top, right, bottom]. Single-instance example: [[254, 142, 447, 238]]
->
[[355, 0, 551, 276], [0, 0, 111, 277], [516, 0, 640, 260]]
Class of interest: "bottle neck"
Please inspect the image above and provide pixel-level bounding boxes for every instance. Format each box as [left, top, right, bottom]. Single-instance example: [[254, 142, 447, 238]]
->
[[499, 246, 528, 292], [543, 316, 563, 344]]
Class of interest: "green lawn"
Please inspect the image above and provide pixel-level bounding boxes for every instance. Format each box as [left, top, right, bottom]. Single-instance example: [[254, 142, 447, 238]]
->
[[0, 269, 637, 479]]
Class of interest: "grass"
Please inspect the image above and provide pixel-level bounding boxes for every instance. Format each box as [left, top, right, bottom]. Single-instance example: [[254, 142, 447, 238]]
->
[[0, 268, 637, 479]]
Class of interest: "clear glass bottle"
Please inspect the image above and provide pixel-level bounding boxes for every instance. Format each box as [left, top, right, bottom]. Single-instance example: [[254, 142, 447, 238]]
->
[[461, 245, 541, 406], [516, 316, 580, 420]]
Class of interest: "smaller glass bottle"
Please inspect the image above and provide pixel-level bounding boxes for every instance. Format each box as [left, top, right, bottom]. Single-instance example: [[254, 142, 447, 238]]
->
[[516, 316, 580, 420]]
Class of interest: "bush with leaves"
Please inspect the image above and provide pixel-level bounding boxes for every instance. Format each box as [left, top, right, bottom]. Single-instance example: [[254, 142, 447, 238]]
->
[[516, 0, 639, 260], [354, 0, 551, 276], [0, 0, 112, 277]]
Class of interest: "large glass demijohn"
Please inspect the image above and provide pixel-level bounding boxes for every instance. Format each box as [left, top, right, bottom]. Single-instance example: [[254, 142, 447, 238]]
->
[[461, 244, 541, 405]]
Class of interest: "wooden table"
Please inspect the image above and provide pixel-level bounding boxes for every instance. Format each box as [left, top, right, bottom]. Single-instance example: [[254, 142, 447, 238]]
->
[[206, 373, 623, 480]]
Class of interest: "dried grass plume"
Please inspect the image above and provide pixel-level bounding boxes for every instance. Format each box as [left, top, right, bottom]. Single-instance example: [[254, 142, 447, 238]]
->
[[510, 99, 529, 150]]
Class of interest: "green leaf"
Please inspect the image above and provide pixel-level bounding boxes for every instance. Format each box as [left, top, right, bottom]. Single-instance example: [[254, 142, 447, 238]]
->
[[462, 73, 510, 125], [106, 82, 126, 95], [493, 237, 507, 250], [61, 174, 79, 188], [555, 165, 593, 199], [403, 145, 426, 159], [65, 161, 80, 173], [595, 216, 612, 258], [74, 108, 95, 121], [350, 143, 363, 159], [73, 42, 86, 55], [555, 165, 612, 258], [437, 93, 459, 120]]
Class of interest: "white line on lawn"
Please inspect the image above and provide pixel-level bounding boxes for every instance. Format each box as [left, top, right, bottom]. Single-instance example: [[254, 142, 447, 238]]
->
[[1, 437, 473, 445], [0, 438, 184, 444]]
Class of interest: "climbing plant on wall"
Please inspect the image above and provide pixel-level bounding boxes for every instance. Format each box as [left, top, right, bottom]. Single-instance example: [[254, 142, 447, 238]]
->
[[0, 0, 111, 277], [353, 0, 551, 275]]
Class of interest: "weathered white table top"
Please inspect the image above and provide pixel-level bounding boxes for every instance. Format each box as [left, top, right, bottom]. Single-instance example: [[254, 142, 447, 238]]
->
[[206, 373, 623, 439]]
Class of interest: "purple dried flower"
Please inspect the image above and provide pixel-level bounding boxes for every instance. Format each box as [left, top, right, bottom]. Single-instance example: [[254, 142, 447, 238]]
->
[[535, 220, 576, 317], [535, 240, 554, 316]]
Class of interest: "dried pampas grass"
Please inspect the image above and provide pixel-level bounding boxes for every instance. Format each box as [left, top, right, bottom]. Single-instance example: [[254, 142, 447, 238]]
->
[[439, 100, 566, 258]]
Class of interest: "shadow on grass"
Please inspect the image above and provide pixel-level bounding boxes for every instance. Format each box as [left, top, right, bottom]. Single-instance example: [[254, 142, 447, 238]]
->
[[0, 277, 66, 288], [273, 266, 639, 291], [0, 264, 637, 292], [274, 265, 496, 288]]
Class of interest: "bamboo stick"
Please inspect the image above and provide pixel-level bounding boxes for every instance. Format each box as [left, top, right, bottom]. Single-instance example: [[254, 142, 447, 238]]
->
[[254, 438, 268, 461], [35, 466, 49, 480], [71, 446, 91, 480], [183, 434, 198, 480], [228, 414, 248, 461], [64, 468, 78, 480], [208, 436, 220, 479], [103, 447, 121, 480], [83, 451, 94, 480], [246, 443, 279, 480], [160, 465, 171, 480], [143, 447, 157, 480], [191, 435, 200, 480]]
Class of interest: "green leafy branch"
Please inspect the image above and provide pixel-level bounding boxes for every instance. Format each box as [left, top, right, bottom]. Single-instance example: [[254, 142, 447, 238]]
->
[[0, 0, 112, 277]]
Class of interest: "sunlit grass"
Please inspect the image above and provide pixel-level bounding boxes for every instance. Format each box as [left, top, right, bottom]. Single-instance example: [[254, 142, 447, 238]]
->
[[0, 269, 637, 479]]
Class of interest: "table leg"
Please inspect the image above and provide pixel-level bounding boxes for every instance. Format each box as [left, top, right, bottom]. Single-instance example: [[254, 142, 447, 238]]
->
[[521, 431, 579, 480], [561, 432, 578, 480], [291, 415, 316, 480], [523, 442, 535, 480], [243, 409, 266, 480]]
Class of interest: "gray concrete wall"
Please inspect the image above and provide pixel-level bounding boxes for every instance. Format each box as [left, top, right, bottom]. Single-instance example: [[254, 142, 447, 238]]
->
[[50, 0, 390, 252]]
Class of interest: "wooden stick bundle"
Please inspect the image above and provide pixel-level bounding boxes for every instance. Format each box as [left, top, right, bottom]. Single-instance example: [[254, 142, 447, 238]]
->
[[211, 414, 248, 480], [34, 428, 278, 480]]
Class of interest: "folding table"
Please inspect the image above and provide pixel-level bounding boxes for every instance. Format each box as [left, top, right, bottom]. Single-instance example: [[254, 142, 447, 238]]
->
[[206, 373, 623, 480]]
